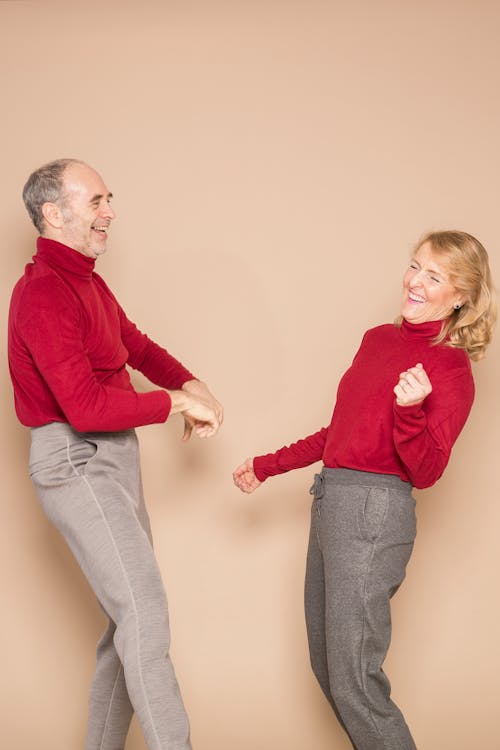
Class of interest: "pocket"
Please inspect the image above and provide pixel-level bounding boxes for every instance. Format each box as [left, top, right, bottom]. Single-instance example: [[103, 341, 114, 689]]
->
[[29, 436, 98, 485], [66, 438, 98, 476], [358, 487, 389, 542]]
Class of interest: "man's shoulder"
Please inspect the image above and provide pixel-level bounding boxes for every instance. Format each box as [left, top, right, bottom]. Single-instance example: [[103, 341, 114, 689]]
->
[[10, 266, 77, 321], [92, 271, 117, 300]]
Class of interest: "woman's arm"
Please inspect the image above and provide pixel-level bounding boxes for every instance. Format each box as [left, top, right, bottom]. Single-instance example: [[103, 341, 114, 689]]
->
[[393, 363, 474, 489], [233, 427, 328, 493]]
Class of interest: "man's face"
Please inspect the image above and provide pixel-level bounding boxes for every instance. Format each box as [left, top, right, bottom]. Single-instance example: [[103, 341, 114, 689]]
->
[[57, 163, 115, 259]]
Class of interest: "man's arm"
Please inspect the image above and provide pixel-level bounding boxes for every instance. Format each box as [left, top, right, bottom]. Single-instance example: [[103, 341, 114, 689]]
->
[[117, 306, 195, 389], [18, 278, 220, 435], [111, 286, 223, 438]]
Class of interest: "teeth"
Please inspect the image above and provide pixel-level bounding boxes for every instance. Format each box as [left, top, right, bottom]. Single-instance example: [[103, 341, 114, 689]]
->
[[409, 292, 425, 303]]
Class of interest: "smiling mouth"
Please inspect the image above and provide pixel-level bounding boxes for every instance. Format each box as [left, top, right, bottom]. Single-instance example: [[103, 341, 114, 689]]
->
[[92, 225, 108, 234], [408, 291, 426, 304]]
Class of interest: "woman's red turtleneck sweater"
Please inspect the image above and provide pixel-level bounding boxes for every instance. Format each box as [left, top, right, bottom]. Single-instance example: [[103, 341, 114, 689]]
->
[[8, 238, 194, 432], [253, 319, 474, 489]]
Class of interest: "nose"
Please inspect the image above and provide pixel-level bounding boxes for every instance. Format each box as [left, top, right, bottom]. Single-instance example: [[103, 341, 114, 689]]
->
[[101, 201, 116, 220], [409, 268, 425, 287]]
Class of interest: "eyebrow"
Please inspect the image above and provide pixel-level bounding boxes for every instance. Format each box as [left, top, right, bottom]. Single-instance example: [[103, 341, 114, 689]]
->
[[89, 192, 113, 204]]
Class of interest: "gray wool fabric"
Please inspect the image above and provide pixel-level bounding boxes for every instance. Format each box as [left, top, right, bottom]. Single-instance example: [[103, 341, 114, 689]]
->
[[29, 422, 191, 750], [306, 468, 417, 750]]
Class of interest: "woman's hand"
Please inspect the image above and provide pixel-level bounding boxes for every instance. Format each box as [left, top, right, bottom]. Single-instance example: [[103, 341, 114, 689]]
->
[[233, 458, 262, 494], [393, 362, 432, 406]]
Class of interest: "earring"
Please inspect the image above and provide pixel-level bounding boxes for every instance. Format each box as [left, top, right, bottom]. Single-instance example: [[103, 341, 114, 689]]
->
[[453, 303, 462, 310]]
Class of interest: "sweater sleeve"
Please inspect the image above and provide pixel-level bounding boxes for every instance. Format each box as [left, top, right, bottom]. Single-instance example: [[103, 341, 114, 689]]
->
[[253, 427, 328, 482], [18, 279, 172, 432], [95, 275, 196, 389], [393, 366, 474, 489]]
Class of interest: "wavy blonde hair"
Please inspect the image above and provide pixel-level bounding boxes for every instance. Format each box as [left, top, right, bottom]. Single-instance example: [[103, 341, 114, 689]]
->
[[402, 230, 497, 361]]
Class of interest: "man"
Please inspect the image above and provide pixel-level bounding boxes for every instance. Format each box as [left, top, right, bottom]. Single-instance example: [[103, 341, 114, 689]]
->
[[8, 158, 223, 750]]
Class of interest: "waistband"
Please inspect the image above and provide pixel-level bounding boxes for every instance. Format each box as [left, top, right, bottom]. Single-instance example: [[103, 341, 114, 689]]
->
[[30, 421, 80, 442], [30, 422, 136, 443], [310, 467, 412, 497]]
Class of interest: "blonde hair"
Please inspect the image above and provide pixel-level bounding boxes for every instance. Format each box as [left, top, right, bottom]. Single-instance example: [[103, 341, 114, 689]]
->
[[407, 231, 497, 361]]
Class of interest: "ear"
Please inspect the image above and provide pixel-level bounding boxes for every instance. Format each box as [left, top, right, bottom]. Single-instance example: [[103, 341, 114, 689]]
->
[[41, 201, 65, 230], [454, 296, 467, 310]]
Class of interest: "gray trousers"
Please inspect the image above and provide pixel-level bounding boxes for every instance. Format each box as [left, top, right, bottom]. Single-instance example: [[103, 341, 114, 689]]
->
[[29, 422, 191, 750], [306, 468, 417, 750]]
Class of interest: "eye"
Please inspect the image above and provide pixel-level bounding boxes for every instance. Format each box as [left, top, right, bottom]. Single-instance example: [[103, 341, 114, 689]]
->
[[430, 275, 441, 283]]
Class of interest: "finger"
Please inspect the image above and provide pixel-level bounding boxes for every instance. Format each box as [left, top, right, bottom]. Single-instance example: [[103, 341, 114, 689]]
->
[[182, 421, 193, 442], [396, 379, 409, 393], [193, 422, 210, 437], [407, 365, 427, 382], [409, 371, 426, 386], [196, 425, 216, 438], [234, 475, 249, 491], [394, 384, 407, 402], [235, 459, 252, 474], [233, 468, 250, 482], [403, 372, 422, 389]]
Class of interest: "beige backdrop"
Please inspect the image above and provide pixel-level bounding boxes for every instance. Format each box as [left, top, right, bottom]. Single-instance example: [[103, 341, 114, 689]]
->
[[1, 2, 499, 749]]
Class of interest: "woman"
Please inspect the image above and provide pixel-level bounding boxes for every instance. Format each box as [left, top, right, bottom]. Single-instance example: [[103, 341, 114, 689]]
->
[[233, 231, 496, 750]]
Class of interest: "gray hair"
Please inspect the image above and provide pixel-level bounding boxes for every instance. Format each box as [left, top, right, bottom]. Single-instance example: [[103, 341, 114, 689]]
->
[[22, 158, 84, 233]]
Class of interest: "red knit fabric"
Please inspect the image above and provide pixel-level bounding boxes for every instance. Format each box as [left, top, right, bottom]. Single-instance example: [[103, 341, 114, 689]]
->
[[8, 238, 195, 432], [253, 320, 474, 489]]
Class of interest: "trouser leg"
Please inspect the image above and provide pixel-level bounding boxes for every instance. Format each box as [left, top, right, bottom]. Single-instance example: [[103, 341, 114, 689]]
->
[[86, 443, 155, 750], [304, 497, 354, 742], [307, 469, 417, 750], [86, 617, 133, 750], [29, 425, 191, 750]]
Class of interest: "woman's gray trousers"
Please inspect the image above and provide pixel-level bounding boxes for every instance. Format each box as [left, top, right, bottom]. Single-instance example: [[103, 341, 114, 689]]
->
[[306, 467, 417, 750]]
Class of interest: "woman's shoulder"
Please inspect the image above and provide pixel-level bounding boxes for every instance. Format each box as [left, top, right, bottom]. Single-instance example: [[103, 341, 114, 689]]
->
[[361, 323, 399, 342], [432, 341, 472, 374], [424, 342, 474, 399]]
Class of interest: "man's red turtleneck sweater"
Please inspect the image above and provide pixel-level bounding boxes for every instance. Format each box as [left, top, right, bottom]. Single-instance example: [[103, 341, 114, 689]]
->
[[8, 238, 194, 432], [253, 320, 474, 489]]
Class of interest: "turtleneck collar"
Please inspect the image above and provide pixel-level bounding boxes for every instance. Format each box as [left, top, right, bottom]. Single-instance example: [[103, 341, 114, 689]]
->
[[35, 237, 96, 279], [400, 317, 444, 340]]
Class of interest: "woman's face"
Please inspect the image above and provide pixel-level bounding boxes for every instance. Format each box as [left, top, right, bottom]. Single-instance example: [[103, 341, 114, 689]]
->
[[400, 242, 463, 324]]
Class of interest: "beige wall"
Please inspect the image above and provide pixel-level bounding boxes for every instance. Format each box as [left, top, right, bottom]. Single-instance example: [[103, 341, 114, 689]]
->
[[1, 2, 499, 748]]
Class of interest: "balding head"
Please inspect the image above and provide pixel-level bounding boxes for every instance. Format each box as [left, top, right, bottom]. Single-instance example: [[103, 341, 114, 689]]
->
[[23, 158, 86, 234]]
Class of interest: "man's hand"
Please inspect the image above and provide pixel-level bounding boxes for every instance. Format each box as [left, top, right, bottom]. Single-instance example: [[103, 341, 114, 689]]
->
[[167, 388, 221, 440], [393, 362, 432, 407], [233, 458, 262, 494], [182, 380, 224, 424], [181, 380, 224, 441]]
